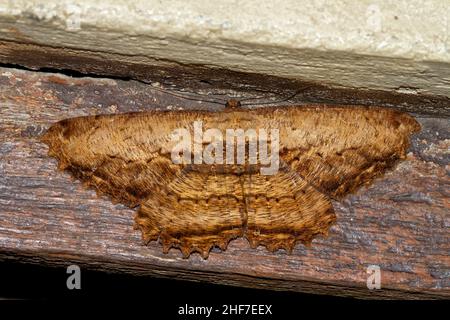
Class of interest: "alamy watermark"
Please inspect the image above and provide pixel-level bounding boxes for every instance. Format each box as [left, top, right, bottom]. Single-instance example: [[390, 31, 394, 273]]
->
[[170, 121, 280, 175], [366, 265, 381, 290], [66, 264, 81, 290]]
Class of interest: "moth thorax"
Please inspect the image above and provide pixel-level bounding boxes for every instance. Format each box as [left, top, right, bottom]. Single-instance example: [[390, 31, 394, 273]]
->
[[225, 99, 242, 109]]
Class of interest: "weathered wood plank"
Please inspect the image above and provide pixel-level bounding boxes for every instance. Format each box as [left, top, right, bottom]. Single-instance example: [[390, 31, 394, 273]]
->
[[1, 40, 450, 117], [0, 67, 448, 299]]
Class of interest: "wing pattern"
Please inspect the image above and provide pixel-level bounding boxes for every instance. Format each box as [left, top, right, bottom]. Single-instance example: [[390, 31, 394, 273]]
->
[[42, 105, 420, 258]]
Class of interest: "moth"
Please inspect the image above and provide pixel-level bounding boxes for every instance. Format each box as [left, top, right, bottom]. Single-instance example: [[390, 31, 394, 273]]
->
[[41, 100, 420, 258]]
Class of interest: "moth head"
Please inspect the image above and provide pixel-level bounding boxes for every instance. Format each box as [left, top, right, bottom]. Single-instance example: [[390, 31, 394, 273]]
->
[[225, 99, 242, 109]]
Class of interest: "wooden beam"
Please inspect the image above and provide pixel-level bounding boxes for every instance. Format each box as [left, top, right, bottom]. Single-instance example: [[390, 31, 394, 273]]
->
[[0, 66, 448, 299]]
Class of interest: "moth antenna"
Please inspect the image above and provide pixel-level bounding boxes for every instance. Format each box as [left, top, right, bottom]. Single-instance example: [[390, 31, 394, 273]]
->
[[148, 84, 227, 106], [241, 86, 312, 106]]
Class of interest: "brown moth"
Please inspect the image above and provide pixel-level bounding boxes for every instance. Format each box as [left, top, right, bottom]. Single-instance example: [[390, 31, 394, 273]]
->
[[41, 101, 420, 258]]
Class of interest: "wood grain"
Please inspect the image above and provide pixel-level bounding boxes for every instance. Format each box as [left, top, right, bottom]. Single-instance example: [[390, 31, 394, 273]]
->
[[1, 39, 450, 118], [0, 67, 448, 299]]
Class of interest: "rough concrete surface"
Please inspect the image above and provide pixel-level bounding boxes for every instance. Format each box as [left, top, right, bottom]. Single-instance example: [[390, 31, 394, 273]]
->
[[0, 0, 449, 97]]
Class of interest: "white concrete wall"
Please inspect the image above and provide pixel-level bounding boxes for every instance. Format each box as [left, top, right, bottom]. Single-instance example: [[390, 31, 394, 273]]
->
[[1, 0, 449, 96]]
